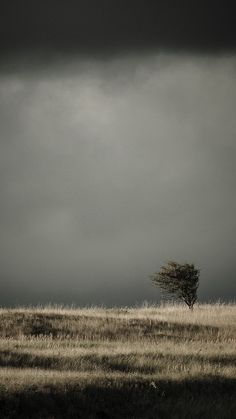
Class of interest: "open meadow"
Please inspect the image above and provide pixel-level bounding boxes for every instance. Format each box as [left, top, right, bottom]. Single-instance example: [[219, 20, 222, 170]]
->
[[0, 303, 235, 418]]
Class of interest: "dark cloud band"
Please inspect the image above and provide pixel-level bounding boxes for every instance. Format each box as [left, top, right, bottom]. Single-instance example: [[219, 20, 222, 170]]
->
[[0, 1, 235, 56]]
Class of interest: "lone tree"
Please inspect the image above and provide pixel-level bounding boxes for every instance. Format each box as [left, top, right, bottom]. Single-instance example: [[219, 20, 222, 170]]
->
[[150, 261, 200, 310]]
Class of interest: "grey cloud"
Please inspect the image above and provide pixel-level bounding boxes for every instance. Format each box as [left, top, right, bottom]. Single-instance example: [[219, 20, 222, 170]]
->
[[0, 54, 236, 306]]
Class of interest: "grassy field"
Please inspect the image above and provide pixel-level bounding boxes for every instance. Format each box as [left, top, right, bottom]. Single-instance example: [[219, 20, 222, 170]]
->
[[0, 303, 235, 418]]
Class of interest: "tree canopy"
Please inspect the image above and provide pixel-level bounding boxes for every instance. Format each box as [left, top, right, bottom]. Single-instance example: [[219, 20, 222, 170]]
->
[[150, 261, 200, 309]]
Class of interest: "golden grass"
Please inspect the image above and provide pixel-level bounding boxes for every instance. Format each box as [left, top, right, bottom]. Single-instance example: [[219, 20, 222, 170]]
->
[[0, 303, 235, 418]]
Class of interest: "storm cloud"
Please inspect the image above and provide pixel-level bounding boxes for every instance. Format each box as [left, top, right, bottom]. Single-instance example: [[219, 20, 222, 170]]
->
[[0, 0, 236, 56], [0, 54, 236, 305]]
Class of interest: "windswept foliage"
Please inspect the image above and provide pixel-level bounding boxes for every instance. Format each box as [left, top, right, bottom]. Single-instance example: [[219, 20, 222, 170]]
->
[[151, 261, 200, 309]]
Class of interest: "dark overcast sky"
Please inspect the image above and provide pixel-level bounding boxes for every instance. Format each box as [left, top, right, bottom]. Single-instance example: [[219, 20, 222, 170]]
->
[[0, 0, 236, 55], [0, 2, 236, 306]]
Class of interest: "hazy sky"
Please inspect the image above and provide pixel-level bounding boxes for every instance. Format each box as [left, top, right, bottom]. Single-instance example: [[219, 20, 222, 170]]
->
[[1, 2, 236, 306]]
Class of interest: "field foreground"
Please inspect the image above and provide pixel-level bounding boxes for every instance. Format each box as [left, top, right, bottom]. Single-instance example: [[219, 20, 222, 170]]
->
[[0, 303, 235, 418]]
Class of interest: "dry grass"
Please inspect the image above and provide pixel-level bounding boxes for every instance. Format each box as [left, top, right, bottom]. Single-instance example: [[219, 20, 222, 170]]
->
[[0, 303, 235, 418]]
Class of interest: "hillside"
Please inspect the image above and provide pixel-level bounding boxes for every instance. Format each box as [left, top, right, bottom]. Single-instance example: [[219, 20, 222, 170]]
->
[[0, 303, 235, 418]]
